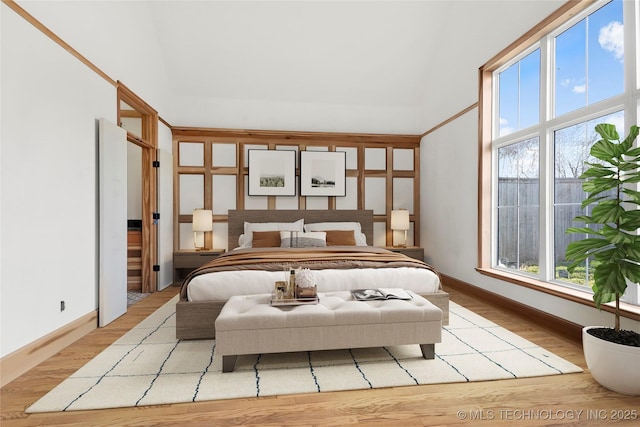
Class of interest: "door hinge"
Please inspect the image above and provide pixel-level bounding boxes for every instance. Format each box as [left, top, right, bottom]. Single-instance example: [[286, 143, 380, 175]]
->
[[153, 264, 160, 272], [153, 160, 160, 168], [153, 212, 160, 220]]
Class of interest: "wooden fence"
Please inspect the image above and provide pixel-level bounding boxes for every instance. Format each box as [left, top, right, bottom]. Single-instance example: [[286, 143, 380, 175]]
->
[[497, 177, 596, 267]]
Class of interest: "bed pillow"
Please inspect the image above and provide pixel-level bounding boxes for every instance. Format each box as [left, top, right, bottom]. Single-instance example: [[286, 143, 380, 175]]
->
[[251, 230, 282, 248], [239, 218, 304, 248], [325, 230, 356, 246], [304, 222, 367, 246], [280, 231, 326, 248]]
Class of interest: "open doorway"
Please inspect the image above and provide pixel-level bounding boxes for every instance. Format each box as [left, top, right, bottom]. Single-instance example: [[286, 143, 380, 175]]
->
[[117, 83, 159, 298]]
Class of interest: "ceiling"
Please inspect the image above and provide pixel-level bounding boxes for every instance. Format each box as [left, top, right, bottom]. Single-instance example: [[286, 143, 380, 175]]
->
[[15, 0, 566, 134], [145, 1, 564, 133]]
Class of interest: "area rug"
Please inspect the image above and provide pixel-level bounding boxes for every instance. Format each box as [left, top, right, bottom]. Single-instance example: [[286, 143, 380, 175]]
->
[[27, 296, 582, 412]]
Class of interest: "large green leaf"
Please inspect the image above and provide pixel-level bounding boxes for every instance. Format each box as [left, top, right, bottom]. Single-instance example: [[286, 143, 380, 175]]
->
[[590, 139, 619, 162], [595, 123, 620, 141], [582, 178, 620, 199], [605, 229, 637, 247], [620, 260, 640, 283], [592, 263, 627, 308], [565, 226, 601, 236], [621, 124, 639, 147], [626, 146, 640, 157], [623, 174, 640, 184], [620, 212, 640, 231], [581, 194, 608, 207], [621, 242, 640, 261], [581, 166, 615, 178], [591, 201, 624, 223], [566, 238, 610, 263]]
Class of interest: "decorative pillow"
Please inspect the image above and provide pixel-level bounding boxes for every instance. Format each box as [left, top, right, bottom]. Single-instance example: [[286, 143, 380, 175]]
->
[[325, 230, 356, 246], [251, 230, 282, 248], [280, 231, 326, 248], [238, 219, 304, 248], [304, 222, 367, 246]]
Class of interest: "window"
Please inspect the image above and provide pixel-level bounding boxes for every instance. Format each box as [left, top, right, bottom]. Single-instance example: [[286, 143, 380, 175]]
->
[[498, 49, 540, 136], [482, 0, 639, 310]]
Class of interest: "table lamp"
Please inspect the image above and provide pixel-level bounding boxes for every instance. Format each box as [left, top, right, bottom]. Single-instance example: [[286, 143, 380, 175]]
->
[[391, 209, 410, 247], [192, 209, 212, 250]]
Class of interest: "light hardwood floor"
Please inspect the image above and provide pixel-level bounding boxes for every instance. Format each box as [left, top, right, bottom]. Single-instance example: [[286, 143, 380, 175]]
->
[[2, 285, 638, 426]]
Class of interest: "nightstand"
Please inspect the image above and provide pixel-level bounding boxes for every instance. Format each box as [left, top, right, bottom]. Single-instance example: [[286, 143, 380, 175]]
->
[[383, 246, 424, 261], [173, 249, 225, 283]]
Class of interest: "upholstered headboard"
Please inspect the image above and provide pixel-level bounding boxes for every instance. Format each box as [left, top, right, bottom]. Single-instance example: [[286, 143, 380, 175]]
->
[[227, 209, 374, 249]]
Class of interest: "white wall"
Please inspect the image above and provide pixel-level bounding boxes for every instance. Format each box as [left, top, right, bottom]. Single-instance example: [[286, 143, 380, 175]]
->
[[421, 111, 639, 332], [16, 0, 172, 122], [169, 95, 424, 135], [1, 5, 116, 357]]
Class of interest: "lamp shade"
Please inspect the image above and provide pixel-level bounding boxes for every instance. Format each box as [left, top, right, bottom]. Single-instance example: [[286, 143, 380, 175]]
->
[[390, 209, 410, 231], [192, 209, 213, 232]]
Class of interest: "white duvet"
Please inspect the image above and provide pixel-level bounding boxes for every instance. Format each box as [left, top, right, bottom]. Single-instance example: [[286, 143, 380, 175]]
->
[[187, 267, 441, 301]]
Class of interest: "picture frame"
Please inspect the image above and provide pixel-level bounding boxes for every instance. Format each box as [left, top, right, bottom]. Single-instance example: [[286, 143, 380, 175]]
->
[[300, 151, 346, 196], [248, 149, 296, 196]]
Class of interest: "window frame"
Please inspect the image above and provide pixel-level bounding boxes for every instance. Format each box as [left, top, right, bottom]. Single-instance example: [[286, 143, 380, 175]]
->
[[478, 0, 640, 321]]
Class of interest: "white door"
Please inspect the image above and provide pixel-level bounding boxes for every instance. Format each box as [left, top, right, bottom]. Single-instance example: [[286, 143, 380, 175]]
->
[[157, 148, 174, 290], [98, 118, 128, 326]]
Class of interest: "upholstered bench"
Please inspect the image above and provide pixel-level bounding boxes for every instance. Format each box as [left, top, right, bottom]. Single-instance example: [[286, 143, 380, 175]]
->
[[215, 291, 443, 372]]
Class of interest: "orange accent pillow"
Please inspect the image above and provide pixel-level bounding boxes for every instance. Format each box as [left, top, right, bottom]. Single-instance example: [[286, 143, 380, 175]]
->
[[325, 230, 356, 246], [251, 230, 282, 248]]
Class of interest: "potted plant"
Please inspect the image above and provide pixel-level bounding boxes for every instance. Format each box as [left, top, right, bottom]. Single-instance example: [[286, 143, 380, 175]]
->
[[566, 123, 640, 395]]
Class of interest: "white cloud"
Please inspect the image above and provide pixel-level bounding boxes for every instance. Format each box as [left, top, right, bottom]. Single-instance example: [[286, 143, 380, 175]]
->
[[499, 117, 514, 136], [599, 21, 624, 62], [573, 84, 586, 94]]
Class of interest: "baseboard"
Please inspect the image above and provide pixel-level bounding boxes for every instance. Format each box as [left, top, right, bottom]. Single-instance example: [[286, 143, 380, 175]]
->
[[441, 274, 582, 344], [0, 311, 97, 387]]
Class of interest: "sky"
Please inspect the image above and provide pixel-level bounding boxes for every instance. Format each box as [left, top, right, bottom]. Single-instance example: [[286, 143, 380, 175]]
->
[[498, 0, 624, 138]]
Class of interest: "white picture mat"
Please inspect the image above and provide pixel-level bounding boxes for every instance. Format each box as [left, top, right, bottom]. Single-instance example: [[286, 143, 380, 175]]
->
[[248, 150, 296, 196], [300, 151, 346, 196]]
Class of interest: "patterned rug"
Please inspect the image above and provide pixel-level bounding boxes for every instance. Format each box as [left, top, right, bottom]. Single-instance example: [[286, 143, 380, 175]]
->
[[27, 296, 582, 412]]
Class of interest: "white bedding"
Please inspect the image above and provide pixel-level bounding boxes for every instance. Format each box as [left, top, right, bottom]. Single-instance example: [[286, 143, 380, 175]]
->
[[186, 267, 441, 301]]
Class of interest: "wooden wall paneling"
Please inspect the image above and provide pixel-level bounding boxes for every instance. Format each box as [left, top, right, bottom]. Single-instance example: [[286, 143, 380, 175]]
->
[[171, 128, 421, 251], [203, 142, 213, 250], [414, 145, 421, 247], [118, 83, 158, 293], [357, 145, 365, 210], [141, 149, 154, 292], [386, 146, 394, 246]]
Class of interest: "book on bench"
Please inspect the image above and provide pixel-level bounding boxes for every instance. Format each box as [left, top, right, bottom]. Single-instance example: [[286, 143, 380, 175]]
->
[[351, 288, 413, 301]]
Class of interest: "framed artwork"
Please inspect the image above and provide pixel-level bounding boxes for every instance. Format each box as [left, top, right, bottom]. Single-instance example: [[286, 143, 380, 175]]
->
[[300, 151, 346, 196], [248, 149, 297, 196]]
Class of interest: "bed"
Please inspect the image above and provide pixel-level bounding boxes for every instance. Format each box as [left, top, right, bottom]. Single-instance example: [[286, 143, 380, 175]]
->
[[176, 209, 448, 340]]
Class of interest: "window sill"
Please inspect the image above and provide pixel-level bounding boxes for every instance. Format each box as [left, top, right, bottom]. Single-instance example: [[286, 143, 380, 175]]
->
[[476, 267, 640, 322]]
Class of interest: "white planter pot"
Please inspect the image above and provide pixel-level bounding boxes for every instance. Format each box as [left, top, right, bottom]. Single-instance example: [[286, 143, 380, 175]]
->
[[582, 326, 640, 395]]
